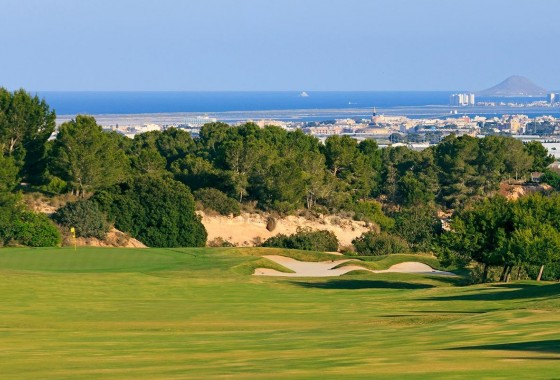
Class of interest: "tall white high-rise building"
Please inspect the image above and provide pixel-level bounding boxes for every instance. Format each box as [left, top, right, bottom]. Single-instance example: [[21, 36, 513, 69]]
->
[[450, 93, 475, 106]]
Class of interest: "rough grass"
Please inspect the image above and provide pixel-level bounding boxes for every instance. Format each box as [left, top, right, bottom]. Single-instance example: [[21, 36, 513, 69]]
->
[[332, 253, 443, 271], [0, 247, 558, 379], [232, 257, 295, 275]]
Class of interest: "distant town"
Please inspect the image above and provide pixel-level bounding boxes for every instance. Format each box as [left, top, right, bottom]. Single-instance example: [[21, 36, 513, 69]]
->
[[52, 90, 560, 159]]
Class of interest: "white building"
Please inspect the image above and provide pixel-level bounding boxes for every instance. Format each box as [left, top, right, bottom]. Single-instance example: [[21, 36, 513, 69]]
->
[[184, 116, 218, 128], [450, 93, 475, 106], [135, 124, 161, 133]]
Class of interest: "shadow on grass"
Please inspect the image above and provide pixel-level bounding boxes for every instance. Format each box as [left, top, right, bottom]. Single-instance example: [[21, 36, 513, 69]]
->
[[290, 279, 435, 290], [425, 283, 560, 301], [447, 339, 560, 354]]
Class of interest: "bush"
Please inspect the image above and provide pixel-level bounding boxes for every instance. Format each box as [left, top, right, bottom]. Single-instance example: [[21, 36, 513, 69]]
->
[[207, 237, 236, 247], [94, 176, 207, 247], [6, 211, 61, 247], [52, 199, 110, 239], [541, 170, 560, 190], [352, 231, 409, 256], [194, 188, 241, 216], [262, 228, 339, 252], [349, 200, 394, 230], [40, 175, 68, 195]]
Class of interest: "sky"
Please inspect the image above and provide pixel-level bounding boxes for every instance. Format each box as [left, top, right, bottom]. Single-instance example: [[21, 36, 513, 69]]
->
[[1, 0, 559, 91]]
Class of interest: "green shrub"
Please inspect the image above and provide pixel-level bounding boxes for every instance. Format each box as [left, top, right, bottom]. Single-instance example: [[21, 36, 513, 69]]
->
[[262, 228, 339, 252], [193, 188, 241, 216], [541, 170, 560, 190], [0, 155, 19, 192], [94, 176, 207, 247], [352, 231, 409, 256], [40, 175, 68, 195], [349, 200, 394, 230], [6, 211, 61, 247], [53, 199, 110, 239]]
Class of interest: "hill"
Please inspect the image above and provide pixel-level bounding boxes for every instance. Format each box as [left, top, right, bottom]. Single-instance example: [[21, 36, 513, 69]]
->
[[477, 75, 547, 97]]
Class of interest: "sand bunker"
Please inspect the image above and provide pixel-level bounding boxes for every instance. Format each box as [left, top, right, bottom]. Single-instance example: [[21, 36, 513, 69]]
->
[[254, 255, 456, 277]]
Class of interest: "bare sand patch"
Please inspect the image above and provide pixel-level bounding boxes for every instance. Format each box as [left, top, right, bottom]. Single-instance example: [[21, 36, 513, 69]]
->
[[199, 211, 370, 247]]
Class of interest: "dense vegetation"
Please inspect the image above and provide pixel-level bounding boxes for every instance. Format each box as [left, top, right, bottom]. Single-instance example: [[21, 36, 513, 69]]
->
[[262, 228, 339, 252], [440, 193, 560, 282], [1, 88, 560, 279], [194, 187, 241, 216], [93, 176, 207, 248], [52, 199, 110, 239], [352, 231, 409, 256]]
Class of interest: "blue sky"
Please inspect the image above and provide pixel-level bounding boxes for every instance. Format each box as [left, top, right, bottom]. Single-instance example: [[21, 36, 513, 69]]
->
[[1, 0, 559, 91]]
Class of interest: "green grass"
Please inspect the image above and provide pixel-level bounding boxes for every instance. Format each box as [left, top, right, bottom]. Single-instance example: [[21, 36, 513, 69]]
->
[[0, 247, 559, 379], [333, 253, 444, 271]]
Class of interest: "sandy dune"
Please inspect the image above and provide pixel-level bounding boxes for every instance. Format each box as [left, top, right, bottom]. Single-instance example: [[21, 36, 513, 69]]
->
[[200, 211, 370, 247], [254, 255, 456, 277]]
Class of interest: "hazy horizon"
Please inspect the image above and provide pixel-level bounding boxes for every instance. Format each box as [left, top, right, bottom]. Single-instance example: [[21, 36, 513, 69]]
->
[[2, 0, 559, 91]]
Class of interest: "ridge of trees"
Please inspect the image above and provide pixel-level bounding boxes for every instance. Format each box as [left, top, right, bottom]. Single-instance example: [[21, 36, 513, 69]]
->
[[1, 88, 560, 280]]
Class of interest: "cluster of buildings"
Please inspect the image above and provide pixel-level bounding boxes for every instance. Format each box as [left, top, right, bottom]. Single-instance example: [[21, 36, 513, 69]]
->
[[83, 104, 560, 158], [102, 116, 218, 138], [449, 93, 476, 106], [99, 110, 560, 146]]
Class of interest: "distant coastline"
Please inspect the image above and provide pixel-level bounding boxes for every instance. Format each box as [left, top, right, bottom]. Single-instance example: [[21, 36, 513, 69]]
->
[[56, 105, 560, 126], [38, 91, 551, 115], [42, 91, 560, 125]]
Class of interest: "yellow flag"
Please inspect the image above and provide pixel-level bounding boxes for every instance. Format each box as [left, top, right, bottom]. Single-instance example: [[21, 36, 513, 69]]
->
[[70, 227, 76, 238]]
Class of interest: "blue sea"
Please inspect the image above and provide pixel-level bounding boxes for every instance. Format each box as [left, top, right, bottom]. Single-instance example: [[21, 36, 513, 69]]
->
[[37, 91, 455, 114], [36, 91, 558, 121]]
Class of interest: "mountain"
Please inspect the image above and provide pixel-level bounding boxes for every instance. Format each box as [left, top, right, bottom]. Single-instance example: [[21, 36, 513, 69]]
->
[[477, 75, 547, 97]]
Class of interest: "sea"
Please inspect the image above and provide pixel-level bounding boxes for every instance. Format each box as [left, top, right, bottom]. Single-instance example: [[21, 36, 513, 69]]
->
[[36, 91, 560, 123]]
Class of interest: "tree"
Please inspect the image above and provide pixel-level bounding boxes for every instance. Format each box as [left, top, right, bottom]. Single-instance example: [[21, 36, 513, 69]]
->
[[0, 155, 19, 192], [381, 146, 438, 207], [130, 147, 167, 174], [509, 224, 560, 281], [510, 194, 560, 280], [392, 205, 439, 252], [441, 196, 513, 282], [130, 128, 195, 169], [434, 135, 483, 208], [323, 135, 358, 178], [94, 176, 207, 247], [541, 170, 560, 190], [323, 135, 376, 200], [0, 88, 56, 182], [301, 152, 331, 210], [49, 115, 129, 196], [524, 141, 554, 172]]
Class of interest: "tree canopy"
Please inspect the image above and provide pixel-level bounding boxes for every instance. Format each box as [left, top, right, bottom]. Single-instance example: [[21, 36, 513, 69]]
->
[[49, 115, 129, 196]]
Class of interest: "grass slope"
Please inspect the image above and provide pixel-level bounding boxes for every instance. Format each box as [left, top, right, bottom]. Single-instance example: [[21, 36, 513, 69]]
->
[[333, 253, 443, 271], [0, 247, 558, 379]]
